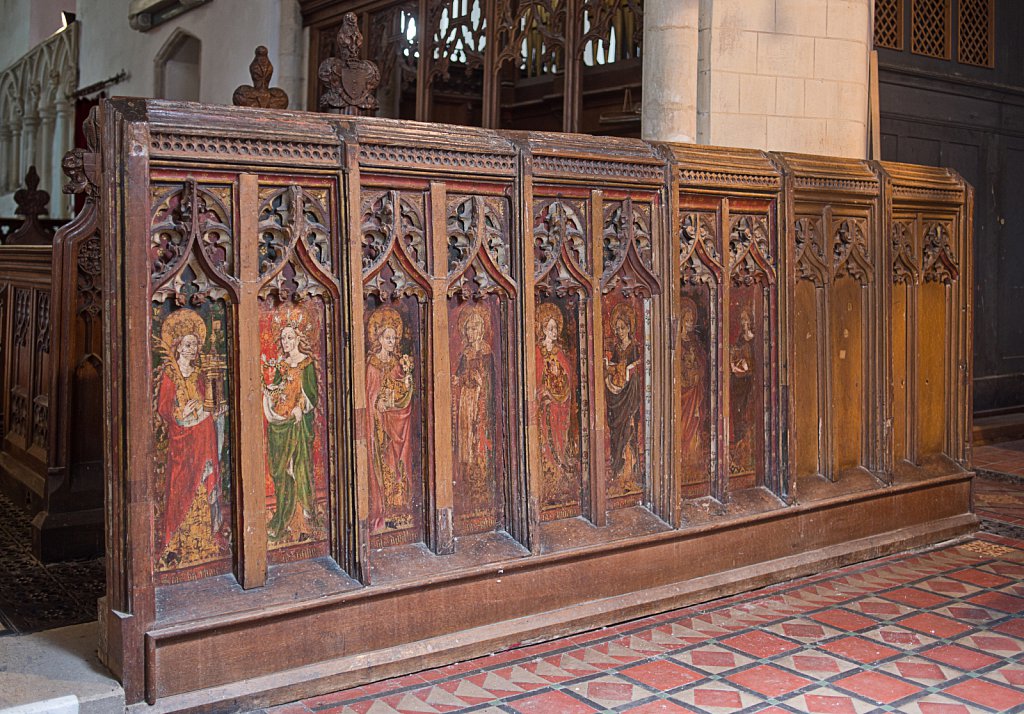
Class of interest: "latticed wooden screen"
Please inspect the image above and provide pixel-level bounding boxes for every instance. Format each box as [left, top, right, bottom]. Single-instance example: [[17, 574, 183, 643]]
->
[[875, 0, 904, 50], [911, 0, 950, 58], [958, 0, 994, 67]]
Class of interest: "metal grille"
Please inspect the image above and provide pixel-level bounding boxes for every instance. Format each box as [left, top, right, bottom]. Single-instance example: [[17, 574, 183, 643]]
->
[[911, 0, 950, 58], [958, 0, 994, 67], [874, 0, 903, 50]]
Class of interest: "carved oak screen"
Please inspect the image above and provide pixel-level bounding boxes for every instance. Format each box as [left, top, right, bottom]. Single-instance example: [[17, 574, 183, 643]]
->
[[91, 100, 973, 708]]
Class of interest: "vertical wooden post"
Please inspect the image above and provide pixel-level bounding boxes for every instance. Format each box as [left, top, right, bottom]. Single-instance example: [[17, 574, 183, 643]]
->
[[519, 147, 542, 552], [717, 197, 732, 503], [563, 0, 582, 133], [235, 173, 267, 589], [344, 139, 372, 583], [819, 206, 835, 482], [589, 189, 607, 526], [482, 0, 500, 129], [428, 181, 455, 554], [415, 0, 430, 123]]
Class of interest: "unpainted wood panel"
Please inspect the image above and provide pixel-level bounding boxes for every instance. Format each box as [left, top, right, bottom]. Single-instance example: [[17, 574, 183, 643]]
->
[[791, 281, 821, 478], [918, 281, 947, 456], [892, 285, 910, 463], [830, 279, 865, 473]]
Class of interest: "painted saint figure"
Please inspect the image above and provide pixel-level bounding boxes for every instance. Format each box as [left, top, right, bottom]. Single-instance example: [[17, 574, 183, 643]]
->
[[262, 310, 318, 540], [452, 304, 499, 498], [604, 302, 643, 495], [678, 297, 706, 470], [154, 308, 225, 564], [366, 306, 415, 534], [536, 302, 579, 509], [730, 306, 757, 473]]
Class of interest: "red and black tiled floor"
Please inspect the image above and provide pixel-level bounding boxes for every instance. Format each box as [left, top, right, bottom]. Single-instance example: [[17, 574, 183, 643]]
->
[[266, 458, 1024, 714]]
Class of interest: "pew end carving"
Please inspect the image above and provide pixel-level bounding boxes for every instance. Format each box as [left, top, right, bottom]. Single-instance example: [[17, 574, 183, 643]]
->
[[90, 98, 976, 709]]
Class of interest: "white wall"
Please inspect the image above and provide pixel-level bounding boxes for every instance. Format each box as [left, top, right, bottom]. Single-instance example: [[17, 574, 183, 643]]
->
[[76, 0, 305, 108], [696, 0, 871, 158], [0, 0, 33, 71]]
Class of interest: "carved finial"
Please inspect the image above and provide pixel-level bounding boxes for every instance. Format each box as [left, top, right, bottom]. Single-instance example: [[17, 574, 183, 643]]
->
[[7, 166, 52, 245], [15, 167, 49, 218], [62, 107, 99, 200], [318, 12, 380, 115], [232, 45, 289, 109]]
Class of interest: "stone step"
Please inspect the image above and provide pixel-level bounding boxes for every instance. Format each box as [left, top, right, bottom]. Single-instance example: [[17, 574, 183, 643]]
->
[[0, 622, 123, 714]]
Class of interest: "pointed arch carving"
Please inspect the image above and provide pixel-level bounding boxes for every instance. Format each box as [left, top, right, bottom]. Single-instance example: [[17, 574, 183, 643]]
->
[[891, 220, 919, 285], [794, 216, 829, 286], [831, 218, 873, 284], [729, 214, 776, 286], [922, 221, 959, 284], [533, 198, 591, 296], [680, 211, 723, 286], [446, 194, 516, 300], [600, 198, 660, 298], [361, 189, 430, 302]]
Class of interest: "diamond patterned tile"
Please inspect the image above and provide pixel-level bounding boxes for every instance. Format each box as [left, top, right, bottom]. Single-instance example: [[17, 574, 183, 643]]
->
[[725, 663, 814, 698], [508, 689, 598, 713], [773, 651, 860, 678], [569, 675, 657, 708], [876, 656, 959, 684], [953, 633, 1023, 654], [821, 636, 902, 663], [781, 687, 876, 714], [940, 678, 1024, 710], [269, 530, 1024, 714], [833, 670, 923, 704], [675, 645, 754, 674], [860, 624, 938, 651], [721, 630, 801, 658], [849, 597, 914, 620], [619, 660, 704, 691], [920, 643, 1002, 671], [880, 587, 951, 609], [671, 682, 762, 712]]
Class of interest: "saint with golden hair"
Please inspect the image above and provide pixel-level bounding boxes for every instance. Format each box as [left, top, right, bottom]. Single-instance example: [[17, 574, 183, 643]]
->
[[452, 304, 499, 498], [154, 308, 224, 563], [536, 301, 578, 503], [365, 306, 415, 533], [262, 307, 318, 540]]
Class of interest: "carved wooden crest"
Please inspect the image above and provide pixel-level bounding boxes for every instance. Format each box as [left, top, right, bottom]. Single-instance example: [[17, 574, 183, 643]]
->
[[232, 46, 289, 109], [319, 12, 381, 115], [6, 166, 52, 245]]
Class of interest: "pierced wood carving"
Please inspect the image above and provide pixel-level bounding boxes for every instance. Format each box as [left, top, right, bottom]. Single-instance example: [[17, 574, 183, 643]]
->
[[233, 46, 289, 109], [680, 212, 723, 286], [600, 198, 659, 298], [832, 218, 873, 284], [891, 220, 920, 284], [729, 215, 775, 286], [361, 189, 429, 302], [922, 221, 959, 284], [795, 216, 829, 287]]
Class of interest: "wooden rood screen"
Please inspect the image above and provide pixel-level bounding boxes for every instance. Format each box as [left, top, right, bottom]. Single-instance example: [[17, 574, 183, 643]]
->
[[89, 99, 974, 709]]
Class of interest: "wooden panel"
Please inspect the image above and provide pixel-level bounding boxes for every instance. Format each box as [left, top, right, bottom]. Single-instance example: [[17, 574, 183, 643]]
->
[[90, 100, 974, 709]]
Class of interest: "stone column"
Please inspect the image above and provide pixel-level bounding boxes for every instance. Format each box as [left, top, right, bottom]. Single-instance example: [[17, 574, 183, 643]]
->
[[641, 0, 700, 143], [37, 104, 55, 206], [51, 94, 73, 217], [9, 117, 22, 191], [0, 126, 10, 193]]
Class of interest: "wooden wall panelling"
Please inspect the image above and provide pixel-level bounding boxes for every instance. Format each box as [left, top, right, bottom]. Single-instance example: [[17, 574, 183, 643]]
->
[[877, 161, 971, 471], [352, 120, 527, 580], [37, 118, 106, 561], [771, 154, 886, 496], [523, 132, 670, 543], [666, 145, 786, 508], [0, 245, 51, 510], [93, 100, 977, 710]]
